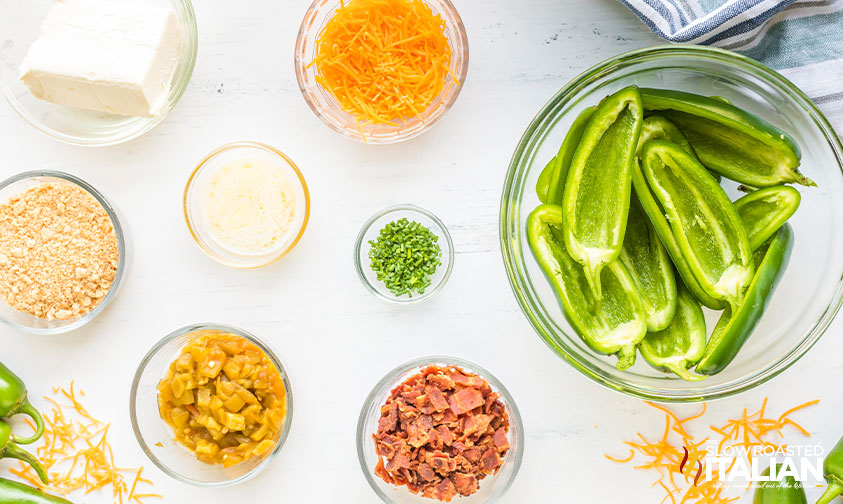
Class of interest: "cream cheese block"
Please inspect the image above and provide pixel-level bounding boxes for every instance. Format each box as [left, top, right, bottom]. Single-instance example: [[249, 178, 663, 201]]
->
[[19, 0, 182, 117]]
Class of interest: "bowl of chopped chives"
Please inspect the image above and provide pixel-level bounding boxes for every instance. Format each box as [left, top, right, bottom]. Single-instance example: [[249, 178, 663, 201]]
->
[[354, 205, 454, 303], [294, 0, 468, 144]]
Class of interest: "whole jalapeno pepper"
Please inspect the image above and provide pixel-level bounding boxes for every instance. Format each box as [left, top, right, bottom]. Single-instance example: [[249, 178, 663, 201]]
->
[[754, 464, 807, 504], [0, 421, 48, 484], [639, 140, 755, 313], [640, 88, 813, 187], [734, 185, 801, 251], [0, 477, 70, 504], [639, 284, 706, 382], [0, 362, 44, 445], [817, 435, 843, 504], [527, 204, 648, 370], [561, 86, 643, 301], [696, 225, 793, 375]]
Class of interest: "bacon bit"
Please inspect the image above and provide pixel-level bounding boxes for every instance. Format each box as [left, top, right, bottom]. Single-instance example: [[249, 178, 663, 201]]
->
[[8, 383, 160, 504], [309, 0, 456, 128], [606, 398, 818, 504]]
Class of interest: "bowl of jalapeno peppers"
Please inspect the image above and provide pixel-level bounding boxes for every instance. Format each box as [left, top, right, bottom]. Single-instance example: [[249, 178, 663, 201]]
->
[[501, 45, 843, 402]]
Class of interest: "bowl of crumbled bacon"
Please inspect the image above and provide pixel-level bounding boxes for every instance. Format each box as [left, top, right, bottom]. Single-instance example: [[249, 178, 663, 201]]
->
[[294, 0, 468, 143], [357, 357, 523, 503]]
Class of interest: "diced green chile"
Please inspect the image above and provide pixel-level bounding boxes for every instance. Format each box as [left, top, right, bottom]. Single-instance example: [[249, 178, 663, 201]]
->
[[734, 185, 801, 251], [816, 435, 843, 504], [696, 225, 793, 375], [639, 285, 706, 382], [561, 87, 643, 300], [544, 106, 596, 206], [640, 140, 755, 312], [640, 88, 812, 187], [619, 195, 677, 332], [753, 464, 807, 504], [536, 156, 556, 203], [527, 205, 648, 370]]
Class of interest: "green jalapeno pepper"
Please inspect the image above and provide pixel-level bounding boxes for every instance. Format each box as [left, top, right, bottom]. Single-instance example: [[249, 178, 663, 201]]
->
[[0, 363, 44, 445], [537, 108, 598, 204], [0, 478, 71, 504], [734, 185, 801, 251], [696, 225, 793, 375], [637, 115, 698, 160], [527, 204, 648, 370], [631, 152, 725, 310], [754, 464, 807, 504], [640, 88, 813, 187], [639, 140, 755, 312], [536, 156, 556, 203], [639, 285, 706, 382], [817, 435, 843, 504], [0, 422, 48, 485], [561, 87, 643, 300], [619, 194, 677, 332]]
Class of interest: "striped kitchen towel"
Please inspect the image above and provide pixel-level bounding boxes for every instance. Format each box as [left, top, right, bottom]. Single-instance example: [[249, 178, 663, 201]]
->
[[619, 0, 843, 130]]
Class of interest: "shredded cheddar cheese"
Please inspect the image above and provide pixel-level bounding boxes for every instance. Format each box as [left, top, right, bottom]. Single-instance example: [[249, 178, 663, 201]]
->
[[8, 383, 161, 504], [308, 0, 455, 126], [605, 399, 819, 504]]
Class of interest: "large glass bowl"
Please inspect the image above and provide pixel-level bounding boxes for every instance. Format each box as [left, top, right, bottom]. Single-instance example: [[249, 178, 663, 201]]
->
[[500, 45, 843, 402], [130, 323, 294, 486], [357, 356, 523, 504], [0, 0, 198, 146]]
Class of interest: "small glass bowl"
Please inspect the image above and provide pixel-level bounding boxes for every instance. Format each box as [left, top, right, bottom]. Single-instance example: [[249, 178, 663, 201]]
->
[[354, 205, 454, 304], [501, 45, 843, 402], [294, 0, 469, 144], [0, 0, 198, 146], [0, 171, 130, 335], [184, 141, 311, 269], [357, 356, 524, 504], [130, 323, 294, 487]]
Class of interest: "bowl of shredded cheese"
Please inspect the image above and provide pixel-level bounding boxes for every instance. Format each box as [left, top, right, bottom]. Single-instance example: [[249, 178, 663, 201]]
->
[[295, 0, 469, 143], [184, 142, 310, 269]]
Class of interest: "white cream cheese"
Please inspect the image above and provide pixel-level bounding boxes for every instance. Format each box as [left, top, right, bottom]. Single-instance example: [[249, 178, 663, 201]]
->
[[201, 159, 303, 256], [19, 0, 182, 117]]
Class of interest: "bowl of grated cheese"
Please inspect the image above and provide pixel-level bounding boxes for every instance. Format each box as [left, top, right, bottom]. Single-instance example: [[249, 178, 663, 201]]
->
[[294, 0, 469, 144]]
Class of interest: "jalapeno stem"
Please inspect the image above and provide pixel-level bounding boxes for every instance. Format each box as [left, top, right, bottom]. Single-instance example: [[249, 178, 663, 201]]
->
[[3, 441, 48, 484], [817, 481, 843, 504], [11, 401, 45, 445]]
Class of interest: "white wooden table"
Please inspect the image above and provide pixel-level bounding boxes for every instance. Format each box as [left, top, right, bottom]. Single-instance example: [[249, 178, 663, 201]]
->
[[2, 0, 842, 502]]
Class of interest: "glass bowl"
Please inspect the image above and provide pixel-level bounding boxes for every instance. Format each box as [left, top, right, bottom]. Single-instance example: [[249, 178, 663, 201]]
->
[[500, 45, 843, 402], [184, 141, 311, 269], [294, 0, 469, 144], [0, 171, 130, 335], [0, 0, 198, 147], [130, 323, 294, 487], [354, 205, 454, 304], [357, 356, 523, 504]]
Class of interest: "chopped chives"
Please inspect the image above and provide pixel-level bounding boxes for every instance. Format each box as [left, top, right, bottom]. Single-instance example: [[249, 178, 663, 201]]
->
[[368, 218, 442, 297]]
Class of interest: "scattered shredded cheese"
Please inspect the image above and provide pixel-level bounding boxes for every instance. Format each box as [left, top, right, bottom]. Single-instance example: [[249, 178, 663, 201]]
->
[[309, 0, 456, 127], [605, 399, 819, 504], [8, 383, 161, 504]]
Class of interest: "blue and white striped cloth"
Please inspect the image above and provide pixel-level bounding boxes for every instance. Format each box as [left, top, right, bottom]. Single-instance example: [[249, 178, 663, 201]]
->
[[619, 0, 843, 130]]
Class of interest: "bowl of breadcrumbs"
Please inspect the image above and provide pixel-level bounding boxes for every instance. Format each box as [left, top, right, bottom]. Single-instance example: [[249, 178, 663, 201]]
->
[[0, 171, 127, 334]]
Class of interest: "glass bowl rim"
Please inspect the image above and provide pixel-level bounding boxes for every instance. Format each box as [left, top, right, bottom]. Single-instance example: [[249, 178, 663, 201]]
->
[[499, 44, 843, 403], [293, 0, 469, 144], [129, 322, 294, 487], [0, 0, 199, 147], [0, 170, 128, 335], [183, 140, 311, 269], [353, 204, 455, 304], [355, 355, 524, 504]]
